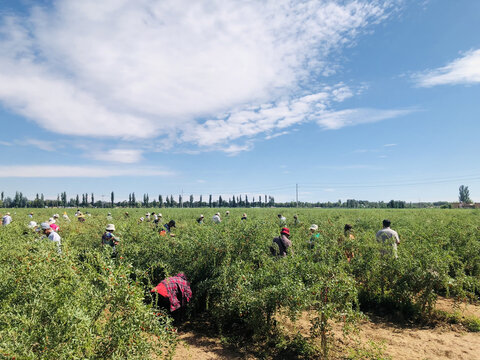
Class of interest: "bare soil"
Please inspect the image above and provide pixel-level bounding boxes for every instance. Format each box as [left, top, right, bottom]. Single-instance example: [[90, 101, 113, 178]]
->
[[171, 297, 480, 360]]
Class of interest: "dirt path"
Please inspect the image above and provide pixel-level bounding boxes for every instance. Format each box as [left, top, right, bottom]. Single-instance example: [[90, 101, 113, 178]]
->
[[172, 298, 480, 360], [173, 331, 252, 360]]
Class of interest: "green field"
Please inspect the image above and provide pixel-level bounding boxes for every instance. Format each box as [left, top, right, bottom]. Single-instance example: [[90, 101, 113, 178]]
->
[[1, 208, 479, 359]]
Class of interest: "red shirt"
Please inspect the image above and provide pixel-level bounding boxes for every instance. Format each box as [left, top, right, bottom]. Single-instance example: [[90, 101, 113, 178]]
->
[[151, 273, 192, 312]]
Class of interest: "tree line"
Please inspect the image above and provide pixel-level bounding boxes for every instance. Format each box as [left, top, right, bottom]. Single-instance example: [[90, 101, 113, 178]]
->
[[0, 190, 455, 209], [0, 191, 277, 208]]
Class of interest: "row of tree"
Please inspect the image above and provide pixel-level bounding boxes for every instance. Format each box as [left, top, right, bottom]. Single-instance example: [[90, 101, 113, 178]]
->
[[0, 191, 276, 209], [0, 186, 472, 209]]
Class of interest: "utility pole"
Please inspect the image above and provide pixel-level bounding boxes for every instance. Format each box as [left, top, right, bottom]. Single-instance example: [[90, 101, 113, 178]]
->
[[296, 183, 298, 207]]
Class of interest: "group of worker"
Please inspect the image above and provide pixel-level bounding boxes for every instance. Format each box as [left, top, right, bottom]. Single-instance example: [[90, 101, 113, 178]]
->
[[9, 210, 400, 317]]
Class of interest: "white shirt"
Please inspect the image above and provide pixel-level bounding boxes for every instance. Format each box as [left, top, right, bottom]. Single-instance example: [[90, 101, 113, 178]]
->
[[48, 231, 62, 253], [2, 215, 12, 226], [212, 215, 221, 224], [376, 227, 400, 257]]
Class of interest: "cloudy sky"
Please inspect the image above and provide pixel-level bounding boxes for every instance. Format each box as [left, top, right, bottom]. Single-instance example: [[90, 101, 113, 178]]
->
[[0, 0, 479, 202]]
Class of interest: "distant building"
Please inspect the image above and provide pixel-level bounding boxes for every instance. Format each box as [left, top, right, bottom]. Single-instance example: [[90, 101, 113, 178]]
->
[[451, 202, 480, 209]]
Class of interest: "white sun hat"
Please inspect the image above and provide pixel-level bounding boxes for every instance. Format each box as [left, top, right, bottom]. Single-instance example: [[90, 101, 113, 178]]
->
[[106, 224, 115, 231], [41, 222, 51, 230], [309, 224, 318, 231]]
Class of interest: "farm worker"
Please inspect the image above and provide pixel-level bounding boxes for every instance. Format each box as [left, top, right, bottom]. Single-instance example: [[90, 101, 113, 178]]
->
[[124, 212, 129, 218], [197, 214, 204, 224], [308, 224, 319, 248], [102, 224, 119, 257], [241, 213, 247, 221], [212, 212, 221, 224], [152, 212, 158, 223], [107, 212, 113, 220], [154, 213, 162, 226], [77, 213, 86, 222], [225, 210, 230, 217], [28, 212, 33, 218], [63, 212, 70, 221], [293, 214, 300, 225], [343, 224, 355, 262], [277, 214, 286, 224], [376, 219, 400, 259], [48, 218, 59, 232], [270, 227, 293, 257], [75, 209, 81, 216], [161, 220, 176, 237], [151, 272, 192, 313], [28, 221, 38, 230], [145, 213, 151, 221], [2, 212, 12, 226], [40, 222, 61, 253]]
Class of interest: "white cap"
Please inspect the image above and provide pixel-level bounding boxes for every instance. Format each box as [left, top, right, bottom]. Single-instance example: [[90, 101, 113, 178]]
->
[[106, 224, 115, 231], [146, 213, 150, 216], [53, 214, 59, 218], [216, 212, 220, 216], [41, 222, 51, 230], [158, 213, 162, 217], [108, 212, 111, 216], [309, 224, 318, 231], [226, 211, 230, 214], [28, 221, 37, 228], [48, 218, 55, 224], [200, 214, 204, 218]]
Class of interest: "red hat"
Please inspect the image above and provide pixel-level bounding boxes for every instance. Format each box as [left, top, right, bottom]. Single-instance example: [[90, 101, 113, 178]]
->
[[281, 227, 290, 236]]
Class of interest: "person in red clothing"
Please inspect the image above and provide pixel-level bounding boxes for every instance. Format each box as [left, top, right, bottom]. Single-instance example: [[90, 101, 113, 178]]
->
[[270, 227, 293, 257], [151, 273, 192, 313]]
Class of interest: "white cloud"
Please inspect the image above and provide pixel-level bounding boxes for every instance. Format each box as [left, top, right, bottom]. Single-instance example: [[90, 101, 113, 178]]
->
[[265, 131, 290, 140], [0, 165, 174, 178], [90, 149, 143, 163], [384, 143, 397, 147], [415, 49, 480, 87], [222, 143, 254, 156], [316, 108, 414, 130], [182, 86, 353, 146], [0, 0, 395, 147], [0, 141, 12, 146], [20, 138, 57, 152]]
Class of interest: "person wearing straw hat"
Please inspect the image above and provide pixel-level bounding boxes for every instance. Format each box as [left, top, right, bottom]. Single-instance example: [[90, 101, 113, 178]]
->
[[2, 212, 12, 226], [196, 214, 205, 224], [41, 222, 61, 253], [270, 227, 293, 257], [102, 224, 120, 257], [241, 213, 247, 221], [63, 212, 70, 222]]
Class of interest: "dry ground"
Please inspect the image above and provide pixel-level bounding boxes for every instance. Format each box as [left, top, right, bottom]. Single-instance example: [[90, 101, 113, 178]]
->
[[172, 297, 480, 360]]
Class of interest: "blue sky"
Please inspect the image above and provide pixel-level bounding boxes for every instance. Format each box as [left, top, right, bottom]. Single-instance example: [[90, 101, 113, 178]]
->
[[0, 0, 479, 203]]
